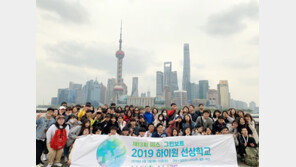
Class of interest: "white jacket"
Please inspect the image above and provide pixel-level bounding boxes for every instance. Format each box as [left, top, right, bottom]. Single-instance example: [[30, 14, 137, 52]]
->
[[46, 124, 70, 144]]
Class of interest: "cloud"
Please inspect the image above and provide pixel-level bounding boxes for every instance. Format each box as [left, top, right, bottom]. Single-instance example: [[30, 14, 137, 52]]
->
[[37, 0, 89, 24], [44, 40, 156, 75], [202, 0, 258, 36]]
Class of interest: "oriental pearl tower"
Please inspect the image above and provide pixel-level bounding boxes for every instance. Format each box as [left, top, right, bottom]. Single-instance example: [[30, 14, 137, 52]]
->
[[113, 21, 127, 103]]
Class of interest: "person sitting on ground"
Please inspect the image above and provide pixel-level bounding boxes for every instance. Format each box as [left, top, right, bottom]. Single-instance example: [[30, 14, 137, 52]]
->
[[138, 127, 146, 137], [193, 126, 203, 136], [184, 127, 192, 136], [152, 123, 168, 138], [237, 127, 258, 161], [171, 128, 181, 137], [108, 126, 119, 136], [121, 126, 130, 136], [203, 128, 212, 135], [212, 116, 226, 134], [144, 123, 155, 137], [94, 127, 102, 135]]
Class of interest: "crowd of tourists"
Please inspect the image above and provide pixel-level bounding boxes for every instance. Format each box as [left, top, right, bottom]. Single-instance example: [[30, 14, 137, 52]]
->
[[36, 101, 259, 167]]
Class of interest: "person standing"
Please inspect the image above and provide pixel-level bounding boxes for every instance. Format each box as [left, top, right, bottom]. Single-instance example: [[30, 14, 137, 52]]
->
[[167, 103, 178, 121], [143, 106, 154, 124], [36, 108, 56, 167], [195, 110, 213, 130], [46, 115, 69, 167]]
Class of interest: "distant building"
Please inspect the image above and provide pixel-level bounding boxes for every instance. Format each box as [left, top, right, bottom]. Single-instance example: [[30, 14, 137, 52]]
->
[[141, 93, 146, 97], [131, 77, 139, 97], [69, 82, 82, 90], [57, 88, 69, 105], [199, 80, 209, 99], [147, 90, 151, 97], [106, 78, 116, 105], [156, 71, 164, 96], [173, 90, 187, 107], [99, 82, 107, 104], [207, 89, 218, 108], [249, 101, 256, 110], [182, 43, 191, 100], [231, 99, 248, 109], [164, 85, 172, 107], [163, 62, 178, 98], [192, 99, 208, 107], [190, 83, 199, 101], [217, 80, 230, 109], [51, 97, 58, 106], [127, 96, 155, 107]]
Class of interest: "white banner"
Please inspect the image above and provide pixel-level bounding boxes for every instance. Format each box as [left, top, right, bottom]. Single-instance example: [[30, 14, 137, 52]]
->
[[70, 135, 238, 167]]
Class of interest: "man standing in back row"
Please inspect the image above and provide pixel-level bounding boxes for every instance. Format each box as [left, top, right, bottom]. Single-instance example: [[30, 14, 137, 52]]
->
[[167, 103, 178, 121]]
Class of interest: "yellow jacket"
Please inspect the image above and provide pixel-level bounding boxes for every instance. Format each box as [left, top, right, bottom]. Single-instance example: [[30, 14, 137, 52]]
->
[[77, 109, 86, 121]]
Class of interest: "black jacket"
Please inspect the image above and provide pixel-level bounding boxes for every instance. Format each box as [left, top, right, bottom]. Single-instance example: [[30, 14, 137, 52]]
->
[[212, 121, 226, 134]]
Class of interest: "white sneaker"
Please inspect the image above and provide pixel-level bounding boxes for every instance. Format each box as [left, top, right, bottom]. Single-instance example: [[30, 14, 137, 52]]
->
[[42, 154, 48, 161], [53, 162, 63, 167], [36, 164, 43, 167], [46, 164, 52, 167]]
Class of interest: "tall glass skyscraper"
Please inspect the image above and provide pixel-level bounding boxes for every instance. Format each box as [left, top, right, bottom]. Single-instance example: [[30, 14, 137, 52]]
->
[[199, 80, 209, 99], [182, 43, 191, 100], [131, 77, 139, 97], [156, 71, 163, 96]]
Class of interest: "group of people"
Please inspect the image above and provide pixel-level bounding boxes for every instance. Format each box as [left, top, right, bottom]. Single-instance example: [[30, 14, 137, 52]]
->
[[36, 101, 259, 167]]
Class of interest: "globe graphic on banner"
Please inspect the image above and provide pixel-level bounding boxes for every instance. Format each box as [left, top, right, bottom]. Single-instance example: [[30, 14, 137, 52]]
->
[[96, 137, 127, 167]]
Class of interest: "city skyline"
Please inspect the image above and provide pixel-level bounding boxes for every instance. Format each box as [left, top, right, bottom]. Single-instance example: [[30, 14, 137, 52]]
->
[[37, 0, 259, 105]]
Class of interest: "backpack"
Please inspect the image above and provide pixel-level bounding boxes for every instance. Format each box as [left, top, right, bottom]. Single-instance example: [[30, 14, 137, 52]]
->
[[50, 128, 67, 150], [245, 147, 259, 166]]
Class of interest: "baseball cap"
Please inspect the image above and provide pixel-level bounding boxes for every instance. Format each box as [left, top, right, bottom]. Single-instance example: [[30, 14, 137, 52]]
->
[[59, 106, 66, 110], [56, 115, 65, 120]]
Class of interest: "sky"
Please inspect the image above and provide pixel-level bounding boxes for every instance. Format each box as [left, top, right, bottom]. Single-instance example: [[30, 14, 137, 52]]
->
[[36, 0, 259, 106]]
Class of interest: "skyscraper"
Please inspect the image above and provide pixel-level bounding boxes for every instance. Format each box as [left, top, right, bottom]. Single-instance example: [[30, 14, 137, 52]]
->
[[163, 62, 178, 98], [163, 62, 172, 87], [156, 71, 163, 97], [113, 21, 127, 103], [99, 82, 107, 104], [217, 80, 230, 109], [182, 43, 191, 100], [131, 77, 139, 97], [57, 88, 69, 104], [199, 80, 209, 99], [147, 90, 151, 97], [106, 78, 116, 104]]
